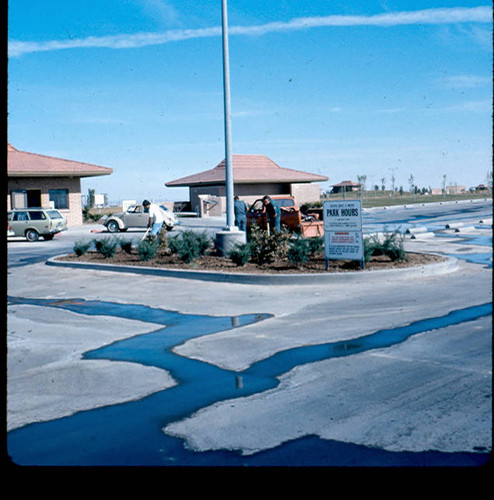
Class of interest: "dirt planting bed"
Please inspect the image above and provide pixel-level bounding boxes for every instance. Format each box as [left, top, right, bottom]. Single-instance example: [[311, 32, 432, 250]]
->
[[59, 250, 445, 275]]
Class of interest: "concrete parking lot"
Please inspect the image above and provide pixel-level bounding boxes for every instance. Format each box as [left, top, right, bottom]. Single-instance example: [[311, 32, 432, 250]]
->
[[6, 200, 492, 466]]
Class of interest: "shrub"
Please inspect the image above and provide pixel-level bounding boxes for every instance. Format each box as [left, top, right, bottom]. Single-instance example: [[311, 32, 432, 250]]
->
[[168, 230, 211, 263], [118, 238, 134, 254], [363, 231, 407, 263], [137, 238, 160, 261], [307, 236, 324, 256], [73, 240, 92, 256], [228, 243, 252, 266], [93, 239, 103, 252], [96, 238, 119, 258], [248, 226, 291, 265], [287, 237, 311, 268]]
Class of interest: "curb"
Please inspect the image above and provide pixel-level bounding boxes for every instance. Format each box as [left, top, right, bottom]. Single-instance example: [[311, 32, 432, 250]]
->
[[46, 253, 459, 285]]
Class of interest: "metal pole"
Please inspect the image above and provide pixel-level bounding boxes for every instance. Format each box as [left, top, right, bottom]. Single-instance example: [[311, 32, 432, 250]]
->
[[221, 0, 235, 230]]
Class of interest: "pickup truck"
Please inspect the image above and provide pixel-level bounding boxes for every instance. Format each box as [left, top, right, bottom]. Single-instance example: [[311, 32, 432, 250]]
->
[[246, 195, 323, 237]]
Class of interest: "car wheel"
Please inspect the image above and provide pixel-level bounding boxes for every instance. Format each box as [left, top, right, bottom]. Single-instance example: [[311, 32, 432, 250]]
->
[[25, 229, 39, 242], [107, 221, 120, 233]]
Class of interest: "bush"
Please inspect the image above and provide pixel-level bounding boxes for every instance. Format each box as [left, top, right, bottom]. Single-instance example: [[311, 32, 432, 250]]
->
[[228, 243, 252, 266], [93, 239, 103, 252], [118, 238, 134, 254], [287, 237, 311, 267], [73, 240, 92, 256], [248, 226, 291, 265], [307, 236, 324, 256], [363, 231, 407, 263], [168, 230, 211, 263], [95, 238, 119, 258], [286, 235, 323, 268], [137, 238, 160, 261]]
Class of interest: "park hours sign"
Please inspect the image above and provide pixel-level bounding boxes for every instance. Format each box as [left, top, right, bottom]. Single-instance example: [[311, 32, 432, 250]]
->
[[323, 200, 364, 268]]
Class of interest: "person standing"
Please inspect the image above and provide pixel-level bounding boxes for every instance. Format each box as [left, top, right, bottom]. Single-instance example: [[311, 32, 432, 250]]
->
[[262, 195, 281, 233], [142, 199, 164, 238], [234, 196, 248, 231]]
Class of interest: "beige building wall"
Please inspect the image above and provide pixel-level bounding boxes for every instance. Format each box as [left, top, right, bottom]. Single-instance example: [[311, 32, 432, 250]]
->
[[290, 183, 321, 205], [189, 182, 323, 215], [7, 176, 83, 226]]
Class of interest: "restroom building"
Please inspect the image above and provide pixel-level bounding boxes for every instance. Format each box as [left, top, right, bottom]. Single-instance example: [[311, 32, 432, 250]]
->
[[7, 144, 113, 226], [166, 154, 328, 215]]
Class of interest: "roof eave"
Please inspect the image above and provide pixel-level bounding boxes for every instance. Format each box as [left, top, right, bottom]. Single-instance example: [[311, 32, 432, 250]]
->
[[8, 170, 113, 178]]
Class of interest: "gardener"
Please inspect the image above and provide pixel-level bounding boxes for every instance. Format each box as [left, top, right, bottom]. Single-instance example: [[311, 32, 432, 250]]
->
[[262, 195, 281, 233], [234, 196, 249, 231], [142, 199, 164, 238]]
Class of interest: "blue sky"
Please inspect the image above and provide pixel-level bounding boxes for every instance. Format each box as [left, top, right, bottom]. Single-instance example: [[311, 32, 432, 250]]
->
[[8, 1, 493, 203]]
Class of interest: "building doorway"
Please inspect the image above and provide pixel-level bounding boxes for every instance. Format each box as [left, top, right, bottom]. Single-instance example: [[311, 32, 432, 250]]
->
[[11, 189, 42, 209]]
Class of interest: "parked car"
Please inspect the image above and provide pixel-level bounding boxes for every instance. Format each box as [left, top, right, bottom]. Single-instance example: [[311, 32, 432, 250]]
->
[[103, 204, 176, 233], [8, 208, 67, 241], [7, 219, 15, 237]]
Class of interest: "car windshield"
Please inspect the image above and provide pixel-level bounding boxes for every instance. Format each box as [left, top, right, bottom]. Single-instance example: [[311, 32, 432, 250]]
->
[[127, 206, 142, 213], [46, 210, 63, 219]]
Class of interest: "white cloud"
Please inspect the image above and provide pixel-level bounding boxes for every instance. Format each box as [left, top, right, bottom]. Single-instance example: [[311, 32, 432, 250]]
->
[[439, 75, 492, 88], [9, 6, 492, 57]]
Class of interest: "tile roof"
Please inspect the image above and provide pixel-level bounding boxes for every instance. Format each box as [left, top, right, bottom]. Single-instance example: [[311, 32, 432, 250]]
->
[[166, 154, 328, 187], [8, 144, 113, 178], [331, 180, 360, 187]]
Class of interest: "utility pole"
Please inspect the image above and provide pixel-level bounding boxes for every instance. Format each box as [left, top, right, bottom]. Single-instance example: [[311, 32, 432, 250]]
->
[[215, 0, 246, 255], [221, 0, 234, 230]]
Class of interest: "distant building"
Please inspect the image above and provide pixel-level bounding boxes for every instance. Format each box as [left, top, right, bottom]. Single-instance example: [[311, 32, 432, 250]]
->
[[166, 154, 328, 215], [330, 180, 360, 194], [7, 144, 113, 226], [446, 185, 466, 195]]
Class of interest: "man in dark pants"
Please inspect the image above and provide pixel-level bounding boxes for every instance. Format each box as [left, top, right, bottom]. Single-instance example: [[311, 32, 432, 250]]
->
[[234, 196, 248, 231], [262, 195, 281, 233]]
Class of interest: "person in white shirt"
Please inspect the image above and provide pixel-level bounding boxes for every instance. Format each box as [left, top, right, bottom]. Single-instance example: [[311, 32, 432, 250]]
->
[[142, 199, 164, 238]]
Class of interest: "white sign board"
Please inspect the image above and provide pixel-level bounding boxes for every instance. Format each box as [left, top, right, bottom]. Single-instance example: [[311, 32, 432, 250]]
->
[[323, 200, 362, 232], [323, 200, 364, 265]]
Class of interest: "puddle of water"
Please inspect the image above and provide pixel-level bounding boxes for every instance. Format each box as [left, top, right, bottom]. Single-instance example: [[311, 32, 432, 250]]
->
[[7, 297, 492, 467]]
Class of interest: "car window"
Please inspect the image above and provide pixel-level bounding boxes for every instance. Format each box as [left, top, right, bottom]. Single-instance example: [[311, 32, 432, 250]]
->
[[250, 200, 264, 211], [13, 211, 29, 221], [127, 206, 142, 213], [46, 210, 63, 219], [28, 211, 46, 220], [276, 199, 295, 207]]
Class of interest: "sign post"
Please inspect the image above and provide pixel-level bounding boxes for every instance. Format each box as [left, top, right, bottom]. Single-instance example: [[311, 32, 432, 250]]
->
[[323, 200, 364, 270]]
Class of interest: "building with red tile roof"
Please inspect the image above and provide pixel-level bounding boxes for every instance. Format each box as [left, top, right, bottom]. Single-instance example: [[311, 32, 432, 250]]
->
[[7, 144, 113, 226], [166, 154, 328, 215]]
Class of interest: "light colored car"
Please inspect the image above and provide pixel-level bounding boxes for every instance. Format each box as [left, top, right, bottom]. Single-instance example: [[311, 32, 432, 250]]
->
[[7, 219, 15, 237], [104, 204, 176, 233], [8, 208, 67, 242]]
